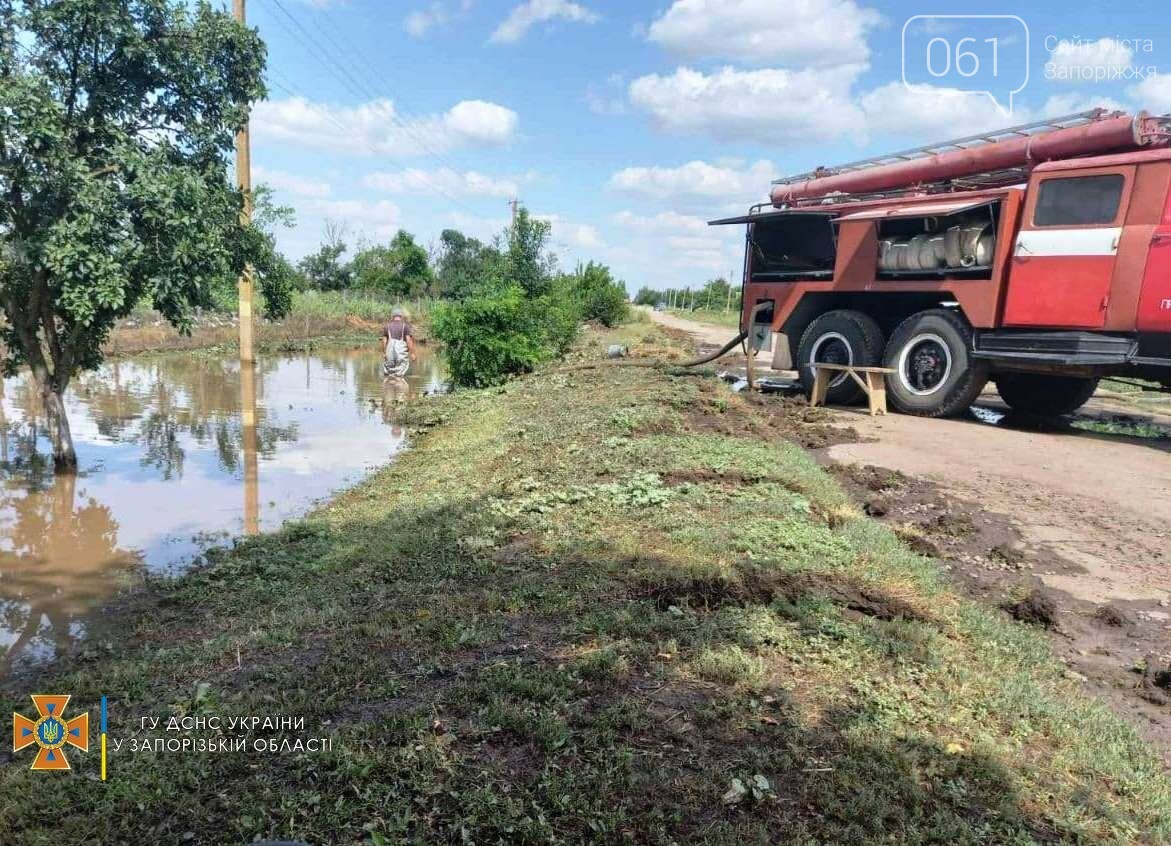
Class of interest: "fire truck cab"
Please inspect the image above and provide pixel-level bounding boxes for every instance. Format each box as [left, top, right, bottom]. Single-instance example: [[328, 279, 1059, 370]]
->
[[713, 109, 1171, 416]]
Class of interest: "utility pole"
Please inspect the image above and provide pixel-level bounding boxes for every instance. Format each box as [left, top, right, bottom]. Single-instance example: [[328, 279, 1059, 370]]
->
[[234, 0, 258, 534], [234, 0, 254, 364], [509, 197, 519, 229]]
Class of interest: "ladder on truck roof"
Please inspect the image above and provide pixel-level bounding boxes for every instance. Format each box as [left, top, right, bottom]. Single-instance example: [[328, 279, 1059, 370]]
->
[[771, 108, 1120, 194]]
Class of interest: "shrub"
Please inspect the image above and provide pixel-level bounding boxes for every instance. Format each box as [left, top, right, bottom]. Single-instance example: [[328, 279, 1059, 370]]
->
[[539, 277, 584, 355], [569, 262, 629, 327], [431, 285, 549, 387]]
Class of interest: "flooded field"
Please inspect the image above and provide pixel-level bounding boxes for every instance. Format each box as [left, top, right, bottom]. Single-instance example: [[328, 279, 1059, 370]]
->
[[0, 345, 442, 673]]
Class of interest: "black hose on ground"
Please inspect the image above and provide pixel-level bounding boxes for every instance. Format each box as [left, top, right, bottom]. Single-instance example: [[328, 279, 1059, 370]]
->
[[552, 302, 766, 373], [675, 329, 748, 367], [676, 300, 768, 368]]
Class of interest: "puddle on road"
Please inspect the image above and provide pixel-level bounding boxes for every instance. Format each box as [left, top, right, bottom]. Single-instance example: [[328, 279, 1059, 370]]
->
[[969, 403, 1171, 440], [0, 346, 442, 673]]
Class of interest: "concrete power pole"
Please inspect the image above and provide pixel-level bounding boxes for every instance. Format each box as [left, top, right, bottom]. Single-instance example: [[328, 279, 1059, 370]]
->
[[234, 0, 254, 363]]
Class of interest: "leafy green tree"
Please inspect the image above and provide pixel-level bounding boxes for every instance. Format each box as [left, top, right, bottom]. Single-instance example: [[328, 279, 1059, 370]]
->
[[435, 228, 502, 298], [634, 286, 663, 306], [209, 184, 297, 311], [0, 0, 281, 468], [298, 239, 352, 291], [567, 261, 628, 327], [507, 208, 554, 298], [352, 230, 433, 297], [701, 277, 732, 310]]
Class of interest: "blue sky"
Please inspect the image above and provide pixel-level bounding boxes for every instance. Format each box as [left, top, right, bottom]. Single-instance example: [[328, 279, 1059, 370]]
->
[[244, 0, 1171, 290]]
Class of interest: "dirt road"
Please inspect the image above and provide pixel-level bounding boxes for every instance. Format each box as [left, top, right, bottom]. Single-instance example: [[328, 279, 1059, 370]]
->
[[647, 308, 773, 366], [656, 308, 1171, 751], [653, 307, 1171, 604]]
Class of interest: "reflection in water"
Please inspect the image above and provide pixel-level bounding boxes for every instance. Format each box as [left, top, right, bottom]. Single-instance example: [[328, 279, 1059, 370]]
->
[[0, 346, 442, 673], [241, 359, 260, 536]]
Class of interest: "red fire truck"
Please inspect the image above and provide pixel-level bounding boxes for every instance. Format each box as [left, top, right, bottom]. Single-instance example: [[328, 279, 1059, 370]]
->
[[711, 109, 1171, 416]]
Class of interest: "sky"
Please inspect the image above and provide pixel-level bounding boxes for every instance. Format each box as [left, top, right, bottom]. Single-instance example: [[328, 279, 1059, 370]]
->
[[243, 0, 1171, 291]]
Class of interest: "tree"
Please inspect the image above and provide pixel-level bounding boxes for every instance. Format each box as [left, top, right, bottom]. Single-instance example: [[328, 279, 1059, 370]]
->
[[701, 277, 732, 310], [353, 229, 433, 297], [0, 0, 282, 468], [633, 286, 663, 307], [507, 208, 554, 298], [435, 228, 501, 299], [209, 184, 297, 311], [568, 261, 628, 327], [298, 231, 352, 291]]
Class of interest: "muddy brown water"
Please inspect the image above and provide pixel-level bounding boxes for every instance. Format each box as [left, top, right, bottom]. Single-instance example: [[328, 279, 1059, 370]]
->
[[0, 346, 442, 674]]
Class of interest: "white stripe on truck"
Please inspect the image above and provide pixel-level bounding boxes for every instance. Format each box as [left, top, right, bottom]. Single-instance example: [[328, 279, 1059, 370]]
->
[[1015, 227, 1121, 257]]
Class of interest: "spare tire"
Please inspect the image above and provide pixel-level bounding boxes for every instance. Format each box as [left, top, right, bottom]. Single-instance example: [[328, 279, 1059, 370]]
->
[[883, 309, 988, 417], [797, 310, 884, 405], [995, 373, 1099, 416]]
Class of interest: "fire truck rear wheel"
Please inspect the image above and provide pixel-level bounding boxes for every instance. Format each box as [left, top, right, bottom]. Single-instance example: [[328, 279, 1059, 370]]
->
[[797, 310, 884, 405], [883, 309, 988, 417], [994, 373, 1099, 416]]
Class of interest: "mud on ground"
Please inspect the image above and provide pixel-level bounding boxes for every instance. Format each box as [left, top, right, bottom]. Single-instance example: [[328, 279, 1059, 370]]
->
[[743, 389, 1171, 761]]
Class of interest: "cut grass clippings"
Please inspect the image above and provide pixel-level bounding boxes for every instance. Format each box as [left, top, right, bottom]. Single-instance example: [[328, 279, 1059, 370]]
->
[[1, 323, 1167, 845]]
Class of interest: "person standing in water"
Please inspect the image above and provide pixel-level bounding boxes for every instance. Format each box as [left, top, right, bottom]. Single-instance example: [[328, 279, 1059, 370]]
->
[[382, 307, 417, 379]]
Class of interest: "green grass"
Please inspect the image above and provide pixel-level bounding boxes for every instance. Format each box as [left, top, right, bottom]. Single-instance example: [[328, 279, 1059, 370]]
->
[[667, 306, 741, 329], [2, 323, 1168, 845], [287, 289, 432, 324], [107, 291, 433, 357]]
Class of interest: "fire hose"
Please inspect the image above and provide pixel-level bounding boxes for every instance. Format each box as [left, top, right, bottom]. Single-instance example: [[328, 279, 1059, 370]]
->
[[551, 302, 767, 374]]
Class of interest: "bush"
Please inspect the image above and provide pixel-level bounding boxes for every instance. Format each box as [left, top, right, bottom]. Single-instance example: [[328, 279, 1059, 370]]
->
[[431, 285, 549, 388], [570, 262, 629, 327], [540, 277, 584, 355]]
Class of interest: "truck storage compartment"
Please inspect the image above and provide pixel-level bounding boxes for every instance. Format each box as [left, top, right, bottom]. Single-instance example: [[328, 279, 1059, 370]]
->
[[869, 201, 1000, 279], [748, 212, 836, 281]]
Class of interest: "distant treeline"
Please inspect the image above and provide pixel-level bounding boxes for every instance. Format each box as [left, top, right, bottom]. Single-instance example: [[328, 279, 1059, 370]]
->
[[633, 278, 740, 312]]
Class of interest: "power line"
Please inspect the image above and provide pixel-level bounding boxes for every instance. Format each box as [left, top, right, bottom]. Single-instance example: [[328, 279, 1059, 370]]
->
[[305, 5, 475, 180], [257, 0, 482, 214], [263, 70, 482, 220]]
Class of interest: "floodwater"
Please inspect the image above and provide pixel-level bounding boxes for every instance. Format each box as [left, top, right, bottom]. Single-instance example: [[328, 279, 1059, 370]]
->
[[0, 345, 443, 674]]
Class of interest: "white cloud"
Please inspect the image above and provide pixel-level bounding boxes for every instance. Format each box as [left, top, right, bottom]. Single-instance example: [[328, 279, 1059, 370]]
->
[[585, 73, 627, 116], [253, 165, 332, 198], [612, 210, 737, 265], [536, 214, 603, 250], [1047, 37, 1133, 83], [252, 97, 518, 157], [363, 168, 520, 198], [490, 0, 599, 44], [445, 210, 602, 258], [646, 0, 880, 68], [1039, 93, 1129, 117], [298, 198, 403, 241], [608, 159, 773, 207], [859, 83, 1029, 139], [603, 210, 744, 289], [628, 65, 863, 144], [1131, 74, 1171, 114], [404, 1, 473, 38]]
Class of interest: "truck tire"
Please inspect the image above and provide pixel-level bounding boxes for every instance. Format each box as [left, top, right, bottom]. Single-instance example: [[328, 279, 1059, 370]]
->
[[797, 310, 884, 405], [995, 373, 1099, 416], [883, 309, 988, 417]]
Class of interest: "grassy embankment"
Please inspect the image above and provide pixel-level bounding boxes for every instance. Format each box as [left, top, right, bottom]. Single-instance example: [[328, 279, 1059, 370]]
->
[[103, 290, 429, 357], [2, 323, 1168, 844]]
